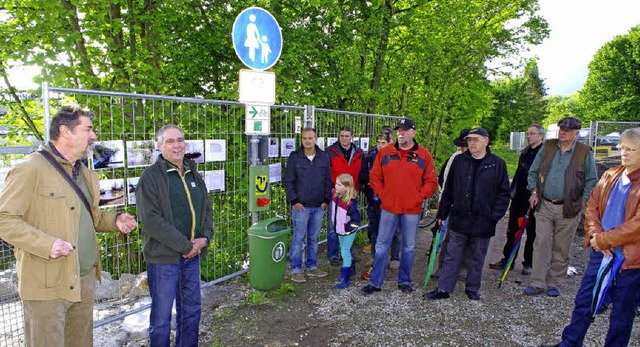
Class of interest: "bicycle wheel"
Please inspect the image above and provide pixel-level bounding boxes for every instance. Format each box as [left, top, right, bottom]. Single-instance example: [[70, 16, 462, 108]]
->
[[418, 193, 439, 228]]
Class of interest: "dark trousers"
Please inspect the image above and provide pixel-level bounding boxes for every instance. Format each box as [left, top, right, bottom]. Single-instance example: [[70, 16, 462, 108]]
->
[[501, 199, 536, 267], [560, 249, 640, 347], [437, 230, 491, 293]]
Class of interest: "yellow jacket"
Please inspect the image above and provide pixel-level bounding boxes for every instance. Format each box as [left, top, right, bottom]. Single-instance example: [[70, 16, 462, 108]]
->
[[0, 145, 119, 302]]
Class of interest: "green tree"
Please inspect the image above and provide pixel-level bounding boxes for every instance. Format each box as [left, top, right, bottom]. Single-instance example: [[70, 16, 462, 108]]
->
[[581, 25, 640, 121]]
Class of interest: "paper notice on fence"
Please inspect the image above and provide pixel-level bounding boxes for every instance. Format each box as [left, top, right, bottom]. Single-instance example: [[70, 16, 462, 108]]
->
[[268, 138, 279, 157], [317, 137, 325, 150], [360, 137, 370, 152], [281, 138, 296, 157], [327, 137, 337, 148], [205, 139, 227, 162], [202, 170, 225, 192], [269, 163, 282, 183]]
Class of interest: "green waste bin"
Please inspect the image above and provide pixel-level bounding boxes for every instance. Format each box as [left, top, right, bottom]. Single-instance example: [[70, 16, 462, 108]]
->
[[247, 217, 291, 290]]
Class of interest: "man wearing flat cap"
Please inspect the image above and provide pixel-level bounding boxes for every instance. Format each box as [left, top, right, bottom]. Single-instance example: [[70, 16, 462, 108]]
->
[[425, 127, 510, 300], [362, 117, 438, 295], [523, 116, 597, 297]]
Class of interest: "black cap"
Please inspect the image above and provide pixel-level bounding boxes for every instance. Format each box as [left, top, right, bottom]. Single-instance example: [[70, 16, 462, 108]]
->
[[465, 127, 489, 139], [557, 116, 582, 130], [395, 118, 416, 130], [453, 129, 470, 147]]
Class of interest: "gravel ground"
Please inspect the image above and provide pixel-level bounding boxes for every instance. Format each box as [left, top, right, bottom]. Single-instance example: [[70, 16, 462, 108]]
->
[[100, 215, 640, 346]]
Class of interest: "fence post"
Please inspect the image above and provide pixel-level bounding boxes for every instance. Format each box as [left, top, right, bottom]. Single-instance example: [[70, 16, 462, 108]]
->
[[304, 105, 315, 129], [42, 82, 50, 143]]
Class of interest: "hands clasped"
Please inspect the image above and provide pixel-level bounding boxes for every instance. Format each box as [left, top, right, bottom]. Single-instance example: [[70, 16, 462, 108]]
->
[[116, 213, 138, 234], [184, 237, 208, 259]]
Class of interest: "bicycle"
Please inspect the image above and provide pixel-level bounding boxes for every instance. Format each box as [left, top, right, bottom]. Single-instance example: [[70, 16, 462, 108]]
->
[[418, 191, 440, 228]]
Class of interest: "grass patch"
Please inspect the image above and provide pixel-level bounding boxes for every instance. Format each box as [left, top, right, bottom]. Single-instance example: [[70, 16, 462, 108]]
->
[[246, 282, 297, 306], [491, 146, 520, 178]]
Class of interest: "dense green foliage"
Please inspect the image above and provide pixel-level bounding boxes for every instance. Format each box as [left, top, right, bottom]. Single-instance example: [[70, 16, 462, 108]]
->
[[1, 0, 549, 157], [580, 25, 640, 122]]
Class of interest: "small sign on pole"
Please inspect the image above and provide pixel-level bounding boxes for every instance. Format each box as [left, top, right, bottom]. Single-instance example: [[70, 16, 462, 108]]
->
[[245, 104, 271, 135]]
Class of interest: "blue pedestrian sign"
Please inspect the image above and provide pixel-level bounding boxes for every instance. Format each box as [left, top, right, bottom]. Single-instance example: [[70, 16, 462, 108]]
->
[[232, 7, 283, 71]]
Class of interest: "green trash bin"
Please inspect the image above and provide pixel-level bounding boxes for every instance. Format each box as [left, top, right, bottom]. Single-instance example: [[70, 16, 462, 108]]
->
[[247, 217, 291, 290]]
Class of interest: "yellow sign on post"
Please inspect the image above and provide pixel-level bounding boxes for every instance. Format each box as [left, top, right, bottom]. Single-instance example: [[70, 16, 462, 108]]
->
[[248, 165, 271, 212]]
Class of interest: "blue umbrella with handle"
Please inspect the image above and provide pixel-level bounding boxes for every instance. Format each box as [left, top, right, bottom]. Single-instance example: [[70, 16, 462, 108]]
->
[[591, 247, 624, 321]]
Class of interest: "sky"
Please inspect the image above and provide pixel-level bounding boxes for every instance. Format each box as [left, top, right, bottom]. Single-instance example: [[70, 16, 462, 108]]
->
[[523, 0, 640, 96], [5, 0, 640, 96]]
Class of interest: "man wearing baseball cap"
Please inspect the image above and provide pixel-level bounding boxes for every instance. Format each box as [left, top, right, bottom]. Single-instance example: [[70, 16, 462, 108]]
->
[[362, 117, 438, 295], [425, 127, 510, 300], [524, 116, 597, 297]]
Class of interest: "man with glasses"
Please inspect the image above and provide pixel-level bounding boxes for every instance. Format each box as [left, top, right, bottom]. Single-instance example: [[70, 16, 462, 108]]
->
[[524, 117, 597, 297], [490, 124, 544, 275]]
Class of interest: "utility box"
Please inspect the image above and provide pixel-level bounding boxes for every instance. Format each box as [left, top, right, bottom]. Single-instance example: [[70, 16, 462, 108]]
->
[[247, 217, 291, 290]]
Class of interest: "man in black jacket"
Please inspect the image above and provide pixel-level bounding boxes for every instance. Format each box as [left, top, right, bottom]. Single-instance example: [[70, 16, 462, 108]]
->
[[490, 124, 544, 275], [284, 127, 333, 283], [425, 127, 510, 300]]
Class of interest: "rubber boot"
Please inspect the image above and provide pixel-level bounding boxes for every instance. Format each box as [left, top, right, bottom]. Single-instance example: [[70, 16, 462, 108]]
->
[[334, 267, 351, 289]]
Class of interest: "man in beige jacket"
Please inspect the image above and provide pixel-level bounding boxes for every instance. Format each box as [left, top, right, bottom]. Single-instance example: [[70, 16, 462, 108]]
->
[[0, 105, 137, 347]]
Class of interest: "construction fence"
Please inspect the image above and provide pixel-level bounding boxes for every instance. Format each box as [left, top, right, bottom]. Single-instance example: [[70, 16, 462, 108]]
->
[[0, 84, 400, 345]]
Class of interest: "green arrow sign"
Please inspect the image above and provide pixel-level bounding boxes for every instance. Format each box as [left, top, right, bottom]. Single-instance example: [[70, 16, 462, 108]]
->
[[249, 106, 258, 118]]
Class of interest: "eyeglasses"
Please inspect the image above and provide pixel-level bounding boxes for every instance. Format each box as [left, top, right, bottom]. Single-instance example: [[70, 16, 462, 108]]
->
[[526, 132, 542, 136], [620, 147, 638, 153]]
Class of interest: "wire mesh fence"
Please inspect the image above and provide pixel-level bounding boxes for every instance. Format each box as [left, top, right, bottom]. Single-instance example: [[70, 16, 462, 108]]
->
[[0, 85, 400, 345]]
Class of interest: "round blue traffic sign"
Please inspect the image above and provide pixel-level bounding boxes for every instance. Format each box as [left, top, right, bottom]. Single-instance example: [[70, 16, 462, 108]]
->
[[232, 7, 283, 71]]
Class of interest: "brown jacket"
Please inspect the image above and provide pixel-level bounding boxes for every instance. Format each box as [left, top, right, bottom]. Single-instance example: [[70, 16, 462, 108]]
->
[[0, 145, 119, 301], [584, 165, 640, 270]]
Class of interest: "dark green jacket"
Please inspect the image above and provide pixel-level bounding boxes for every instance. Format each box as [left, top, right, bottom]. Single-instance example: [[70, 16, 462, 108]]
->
[[136, 155, 214, 264]]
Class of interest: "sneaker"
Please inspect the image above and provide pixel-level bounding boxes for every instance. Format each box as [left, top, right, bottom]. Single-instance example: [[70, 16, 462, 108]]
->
[[361, 284, 381, 295], [361, 267, 372, 280], [362, 244, 372, 253], [423, 289, 450, 300], [398, 284, 413, 293], [546, 287, 560, 297], [329, 258, 342, 267], [465, 290, 480, 300], [306, 269, 328, 278], [389, 260, 400, 270], [291, 273, 306, 283], [523, 286, 544, 296], [521, 266, 532, 276]]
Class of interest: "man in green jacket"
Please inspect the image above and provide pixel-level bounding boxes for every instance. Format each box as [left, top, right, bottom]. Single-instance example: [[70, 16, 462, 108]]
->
[[136, 124, 214, 346], [0, 105, 137, 347]]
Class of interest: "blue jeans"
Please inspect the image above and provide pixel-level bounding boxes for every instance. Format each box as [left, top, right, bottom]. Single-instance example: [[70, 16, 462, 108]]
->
[[366, 199, 400, 260], [290, 207, 324, 273], [147, 256, 202, 347], [368, 209, 420, 288], [560, 249, 640, 347]]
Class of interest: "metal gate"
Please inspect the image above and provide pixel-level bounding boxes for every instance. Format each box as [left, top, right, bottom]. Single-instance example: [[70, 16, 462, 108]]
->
[[0, 84, 400, 345]]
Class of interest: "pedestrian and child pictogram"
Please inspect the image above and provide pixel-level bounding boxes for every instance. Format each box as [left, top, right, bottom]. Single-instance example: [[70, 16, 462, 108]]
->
[[232, 7, 283, 71]]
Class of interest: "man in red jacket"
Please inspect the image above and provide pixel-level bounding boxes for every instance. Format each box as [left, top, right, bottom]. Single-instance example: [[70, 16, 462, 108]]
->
[[362, 118, 438, 294], [327, 126, 363, 265]]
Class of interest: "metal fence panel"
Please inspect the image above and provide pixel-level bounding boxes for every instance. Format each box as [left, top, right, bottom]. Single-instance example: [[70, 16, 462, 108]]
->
[[0, 86, 400, 343]]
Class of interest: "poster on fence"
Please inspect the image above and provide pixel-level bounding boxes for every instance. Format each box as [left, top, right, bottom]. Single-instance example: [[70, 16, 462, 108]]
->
[[127, 177, 140, 205], [92, 140, 125, 169], [360, 137, 370, 152], [98, 178, 126, 207], [317, 137, 325, 150], [202, 170, 225, 192], [281, 138, 295, 157], [268, 138, 279, 157], [185, 140, 205, 163], [127, 140, 158, 167], [205, 139, 227, 162], [269, 163, 282, 183], [327, 137, 337, 148]]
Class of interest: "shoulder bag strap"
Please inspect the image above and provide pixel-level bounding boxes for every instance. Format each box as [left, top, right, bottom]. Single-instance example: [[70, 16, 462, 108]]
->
[[39, 149, 94, 222]]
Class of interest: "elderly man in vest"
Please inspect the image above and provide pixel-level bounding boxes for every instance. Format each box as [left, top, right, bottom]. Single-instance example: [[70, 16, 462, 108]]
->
[[524, 117, 598, 297]]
